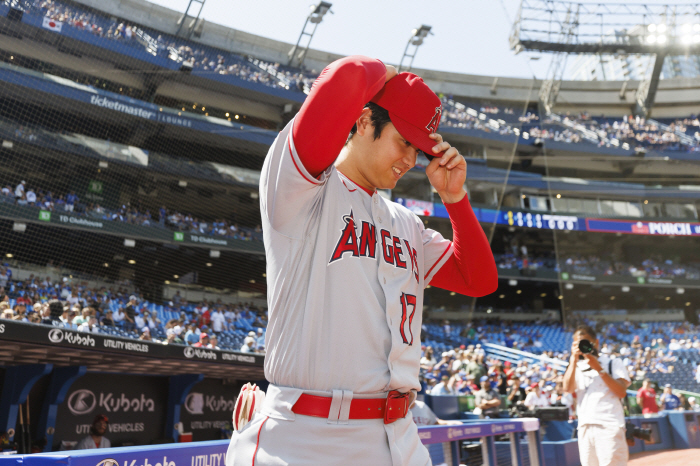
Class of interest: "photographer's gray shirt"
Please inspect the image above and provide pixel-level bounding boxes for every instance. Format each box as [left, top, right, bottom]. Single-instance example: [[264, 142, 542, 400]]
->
[[574, 354, 630, 428]]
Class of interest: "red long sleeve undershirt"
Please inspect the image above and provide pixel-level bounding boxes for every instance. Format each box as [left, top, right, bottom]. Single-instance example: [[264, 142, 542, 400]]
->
[[292, 55, 498, 298], [430, 196, 499, 297], [293, 55, 387, 178]]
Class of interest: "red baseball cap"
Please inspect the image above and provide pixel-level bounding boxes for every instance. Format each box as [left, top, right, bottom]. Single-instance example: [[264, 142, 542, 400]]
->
[[371, 72, 444, 159]]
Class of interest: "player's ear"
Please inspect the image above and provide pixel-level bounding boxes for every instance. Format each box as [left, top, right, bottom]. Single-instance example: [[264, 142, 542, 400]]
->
[[355, 107, 373, 137]]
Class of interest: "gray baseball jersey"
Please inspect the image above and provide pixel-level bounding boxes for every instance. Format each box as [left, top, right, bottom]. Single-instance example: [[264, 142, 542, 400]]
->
[[260, 118, 454, 394]]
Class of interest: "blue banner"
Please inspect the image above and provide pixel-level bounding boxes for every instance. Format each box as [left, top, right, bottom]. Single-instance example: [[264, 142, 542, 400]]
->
[[586, 218, 700, 236]]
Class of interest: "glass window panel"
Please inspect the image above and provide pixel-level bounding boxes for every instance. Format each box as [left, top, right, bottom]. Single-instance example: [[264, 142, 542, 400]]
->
[[552, 197, 568, 212], [627, 202, 643, 218]]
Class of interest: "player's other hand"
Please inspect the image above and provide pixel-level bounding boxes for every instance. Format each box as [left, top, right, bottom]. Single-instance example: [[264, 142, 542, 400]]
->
[[385, 64, 398, 82], [425, 133, 467, 204]]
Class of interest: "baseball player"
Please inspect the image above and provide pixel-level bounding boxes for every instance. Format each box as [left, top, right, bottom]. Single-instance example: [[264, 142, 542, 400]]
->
[[226, 56, 497, 465]]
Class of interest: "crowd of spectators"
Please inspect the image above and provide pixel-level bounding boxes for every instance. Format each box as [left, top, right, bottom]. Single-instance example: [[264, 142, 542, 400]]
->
[[0, 267, 268, 353], [11, 0, 700, 153], [419, 317, 700, 418], [18, 0, 316, 93], [561, 254, 700, 280], [12, 0, 700, 155], [0, 179, 263, 242], [494, 250, 700, 281]]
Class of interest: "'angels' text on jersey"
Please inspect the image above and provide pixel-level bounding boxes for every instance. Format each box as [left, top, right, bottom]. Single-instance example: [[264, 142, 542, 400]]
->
[[329, 211, 420, 284]]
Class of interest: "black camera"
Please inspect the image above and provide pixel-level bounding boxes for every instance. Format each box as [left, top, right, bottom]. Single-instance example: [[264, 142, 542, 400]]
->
[[625, 422, 652, 442], [578, 339, 598, 359]]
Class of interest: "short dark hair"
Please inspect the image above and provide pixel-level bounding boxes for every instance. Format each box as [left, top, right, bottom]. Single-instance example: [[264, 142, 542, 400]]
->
[[48, 299, 63, 319], [347, 102, 392, 144], [574, 324, 597, 340]]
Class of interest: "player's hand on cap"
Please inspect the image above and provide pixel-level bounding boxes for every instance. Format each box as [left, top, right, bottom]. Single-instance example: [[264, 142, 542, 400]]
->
[[425, 133, 467, 204]]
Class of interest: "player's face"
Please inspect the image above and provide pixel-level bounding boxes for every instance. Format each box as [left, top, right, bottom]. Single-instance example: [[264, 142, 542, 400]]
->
[[363, 122, 419, 189]]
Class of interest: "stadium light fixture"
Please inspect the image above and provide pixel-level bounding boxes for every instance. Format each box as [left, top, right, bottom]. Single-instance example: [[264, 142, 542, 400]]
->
[[565, 283, 574, 290], [206, 262, 212, 267], [5, 253, 12, 258], [210, 250, 220, 258], [516, 290, 522, 294], [677, 288, 685, 294], [104, 263, 109, 267], [288, 2, 333, 68], [508, 279, 518, 286], [621, 286, 630, 292], [687, 302, 692, 306], [398, 25, 433, 72], [128, 259, 136, 264]]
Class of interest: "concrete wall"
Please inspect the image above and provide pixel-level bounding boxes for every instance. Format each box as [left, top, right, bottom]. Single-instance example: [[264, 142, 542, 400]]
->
[[72, 0, 700, 116]]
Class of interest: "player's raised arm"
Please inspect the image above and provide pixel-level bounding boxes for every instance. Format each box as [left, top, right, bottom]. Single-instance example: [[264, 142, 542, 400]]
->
[[292, 56, 391, 178], [425, 133, 498, 297]]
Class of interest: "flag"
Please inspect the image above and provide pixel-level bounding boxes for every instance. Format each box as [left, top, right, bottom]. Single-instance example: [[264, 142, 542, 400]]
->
[[42, 17, 62, 33]]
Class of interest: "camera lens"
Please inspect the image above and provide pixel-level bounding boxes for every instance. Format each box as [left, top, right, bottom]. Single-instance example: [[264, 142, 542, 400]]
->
[[578, 339, 594, 354]]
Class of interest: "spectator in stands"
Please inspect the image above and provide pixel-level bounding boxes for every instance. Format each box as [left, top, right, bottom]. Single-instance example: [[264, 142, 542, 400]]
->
[[14, 180, 25, 199], [207, 334, 220, 350], [78, 316, 98, 332], [524, 382, 550, 409], [210, 306, 226, 334], [139, 327, 151, 341], [689, 397, 700, 412], [240, 335, 255, 353], [564, 325, 630, 466], [72, 307, 90, 327], [65, 190, 78, 212], [100, 309, 115, 326], [184, 324, 199, 345], [474, 375, 502, 419], [659, 384, 681, 411], [506, 378, 527, 406], [636, 379, 659, 416], [431, 375, 454, 396], [550, 382, 575, 417], [112, 306, 125, 326], [123, 296, 137, 331], [75, 414, 111, 449], [193, 333, 209, 348], [0, 267, 7, 290]]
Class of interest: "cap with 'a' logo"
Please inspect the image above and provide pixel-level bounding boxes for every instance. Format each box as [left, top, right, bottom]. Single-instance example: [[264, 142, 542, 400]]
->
[[370, 72, 444, 160]]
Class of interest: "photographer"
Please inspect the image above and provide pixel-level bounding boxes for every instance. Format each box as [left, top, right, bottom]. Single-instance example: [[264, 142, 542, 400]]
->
[[563, 325, 630, 466]]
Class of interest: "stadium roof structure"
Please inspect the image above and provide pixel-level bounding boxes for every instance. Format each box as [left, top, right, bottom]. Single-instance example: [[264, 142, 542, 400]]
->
[[510, 0, 700, 116], [510, 1, 700, 55]]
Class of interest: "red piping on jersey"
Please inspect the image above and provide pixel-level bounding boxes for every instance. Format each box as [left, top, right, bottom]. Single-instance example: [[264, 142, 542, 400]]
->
[[287, 135, 318, 185], [424, 242, 452, 280], [252, 416, 269, 466], [338, 170, 375, 196]]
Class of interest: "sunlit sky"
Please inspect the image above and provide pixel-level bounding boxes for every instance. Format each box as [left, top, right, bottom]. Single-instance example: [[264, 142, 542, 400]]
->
[[143, 0, 687, 79], [144, 0, 551, 79]]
